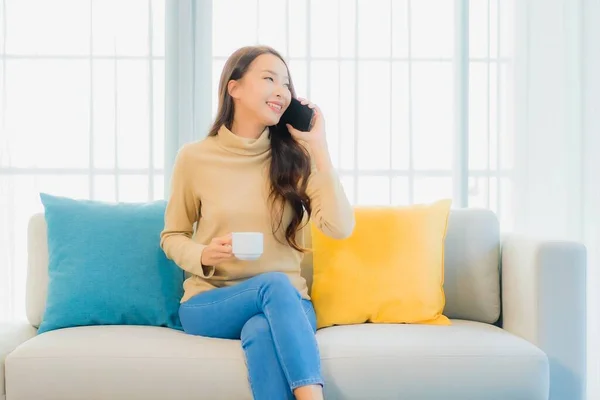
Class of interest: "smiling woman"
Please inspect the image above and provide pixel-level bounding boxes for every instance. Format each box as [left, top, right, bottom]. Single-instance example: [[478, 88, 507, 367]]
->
[[211, 48, 293, 138], [206, 46, 316, 253], [160, 44, 355, 399]]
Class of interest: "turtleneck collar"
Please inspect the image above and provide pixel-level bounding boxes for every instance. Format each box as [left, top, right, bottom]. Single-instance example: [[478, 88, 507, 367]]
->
[[215, 124, 271, 156]]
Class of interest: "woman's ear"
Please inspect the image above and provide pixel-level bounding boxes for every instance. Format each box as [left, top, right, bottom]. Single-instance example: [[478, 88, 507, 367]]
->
[[228, 79, 240, 100]]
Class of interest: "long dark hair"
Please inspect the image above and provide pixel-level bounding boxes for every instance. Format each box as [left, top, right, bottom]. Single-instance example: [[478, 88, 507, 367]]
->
[[207, 46, 312, 252]]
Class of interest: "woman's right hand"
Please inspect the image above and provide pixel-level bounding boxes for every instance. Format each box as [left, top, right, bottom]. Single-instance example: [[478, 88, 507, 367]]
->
[[201, 233, 234, 267]]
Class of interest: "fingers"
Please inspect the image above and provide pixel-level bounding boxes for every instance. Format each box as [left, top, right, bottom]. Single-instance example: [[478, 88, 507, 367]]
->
[[208, 235, 233, 260], [212, 234, 232, 246], [214, 252, 234, 260], [204, 243, 233, 266], [297, 97, 317, 109], [286, 124, 310, 142], [287, 125, 310, 141], [214, 245, 233, 255], [203, 251, 233, 267], [285, 123, 300, 135], [209, 238, 232, 254]]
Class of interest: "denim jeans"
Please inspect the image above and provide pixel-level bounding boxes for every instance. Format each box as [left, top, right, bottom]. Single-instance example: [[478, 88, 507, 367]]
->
[[179, 272, 324, 399]]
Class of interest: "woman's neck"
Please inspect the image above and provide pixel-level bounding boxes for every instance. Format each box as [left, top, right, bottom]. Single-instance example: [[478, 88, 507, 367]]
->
[[231, 111, 266, 139]]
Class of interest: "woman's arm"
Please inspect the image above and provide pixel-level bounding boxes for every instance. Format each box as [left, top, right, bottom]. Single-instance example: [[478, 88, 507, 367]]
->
[[286, 101, 355, 239], [160, 146, 215, 278], [304, 139, 355, 239]]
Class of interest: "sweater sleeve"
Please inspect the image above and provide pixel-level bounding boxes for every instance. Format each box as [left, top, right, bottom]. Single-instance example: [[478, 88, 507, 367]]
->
[[160, 146, 215, 278], [305, 164, 355, 240]]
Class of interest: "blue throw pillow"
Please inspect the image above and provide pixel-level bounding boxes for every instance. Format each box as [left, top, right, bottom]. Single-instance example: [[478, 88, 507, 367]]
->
[[38, 193, 185, 334]]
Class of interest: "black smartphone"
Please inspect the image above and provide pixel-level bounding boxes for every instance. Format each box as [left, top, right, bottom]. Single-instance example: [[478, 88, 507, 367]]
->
[[280, 97, 314, 132]]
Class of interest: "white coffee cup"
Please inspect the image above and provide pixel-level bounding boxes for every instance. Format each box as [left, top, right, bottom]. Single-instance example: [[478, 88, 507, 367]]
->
[[232, 232, 264, 260]]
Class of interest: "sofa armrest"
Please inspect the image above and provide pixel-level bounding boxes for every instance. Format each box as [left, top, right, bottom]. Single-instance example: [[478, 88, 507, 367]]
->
[[501, 234, 586, 400], [0, 322, 37, 399]]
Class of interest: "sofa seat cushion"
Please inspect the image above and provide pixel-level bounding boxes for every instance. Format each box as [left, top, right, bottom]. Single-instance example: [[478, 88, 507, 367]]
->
[[317, 319, 549, 399], [5, 320, 548, 400], [0, 323, 38, 399], [5, 325, 252, 400]]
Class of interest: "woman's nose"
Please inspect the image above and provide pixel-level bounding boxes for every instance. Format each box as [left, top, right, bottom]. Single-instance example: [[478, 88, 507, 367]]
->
[[276, 83, 288, 95]]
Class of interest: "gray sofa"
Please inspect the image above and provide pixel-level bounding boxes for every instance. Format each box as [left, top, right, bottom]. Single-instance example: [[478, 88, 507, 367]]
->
[[0, 209, 587, 399]]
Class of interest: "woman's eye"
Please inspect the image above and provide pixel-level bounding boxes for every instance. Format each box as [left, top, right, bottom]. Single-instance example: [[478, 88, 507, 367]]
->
[[264, 77, 274, 82]]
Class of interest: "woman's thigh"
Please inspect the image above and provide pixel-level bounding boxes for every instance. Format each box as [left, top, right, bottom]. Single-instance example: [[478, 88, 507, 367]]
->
[[179, 272, 310, 339], [179, 284, 262, 338]]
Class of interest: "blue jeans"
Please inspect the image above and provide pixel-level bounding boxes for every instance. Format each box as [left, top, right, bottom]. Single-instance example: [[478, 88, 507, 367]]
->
[[179, 272, 324, 399]]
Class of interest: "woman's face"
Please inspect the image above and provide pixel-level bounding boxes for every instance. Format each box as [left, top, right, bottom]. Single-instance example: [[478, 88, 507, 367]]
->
[[229, 53, 292, 127]]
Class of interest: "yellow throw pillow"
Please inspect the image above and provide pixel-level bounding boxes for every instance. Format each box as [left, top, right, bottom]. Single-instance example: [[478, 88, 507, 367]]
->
[[310, 199, 452, 329]]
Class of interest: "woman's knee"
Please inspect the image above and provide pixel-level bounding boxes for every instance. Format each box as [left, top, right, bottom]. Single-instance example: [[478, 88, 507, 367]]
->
[[255, 272, 294, 289], [256, 272, 300, 299]]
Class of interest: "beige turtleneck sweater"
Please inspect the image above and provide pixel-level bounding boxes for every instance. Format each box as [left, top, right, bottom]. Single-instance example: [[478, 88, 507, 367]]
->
[[160, 125, 355, 303]]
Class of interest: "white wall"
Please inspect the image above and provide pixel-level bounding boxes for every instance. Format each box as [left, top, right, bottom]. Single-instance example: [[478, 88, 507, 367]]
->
[[583, 0, 600, 397]]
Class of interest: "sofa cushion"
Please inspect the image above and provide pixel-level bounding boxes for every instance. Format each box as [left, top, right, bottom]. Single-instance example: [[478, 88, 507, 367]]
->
[[317, 320, 548, 399], [442, 209, 501, 323], [302, 208, 502, 325], [0, 323, 38, 399], [36, 193, 185, 334], [310, 200, 452, 329], [5, 325, 252, 400], [5, 320, 548, 400]]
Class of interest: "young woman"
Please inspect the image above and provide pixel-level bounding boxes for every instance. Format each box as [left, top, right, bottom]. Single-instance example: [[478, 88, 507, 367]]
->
[[160, 45, 354, 400]]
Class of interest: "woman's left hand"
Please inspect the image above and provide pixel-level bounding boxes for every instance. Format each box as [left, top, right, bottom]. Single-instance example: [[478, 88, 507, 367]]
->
[[285, 98, 327, 147]]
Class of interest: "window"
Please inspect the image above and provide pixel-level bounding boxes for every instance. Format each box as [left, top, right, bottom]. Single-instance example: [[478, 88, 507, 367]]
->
[[211, 0, 515, 229], [467, 0, 515, 230], [0, 0, 166, 321], [0, 0, 516, 321]]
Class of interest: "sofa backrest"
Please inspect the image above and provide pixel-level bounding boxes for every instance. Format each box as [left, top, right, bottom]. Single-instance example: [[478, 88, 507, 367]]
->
[[26, 208, 501, 328]]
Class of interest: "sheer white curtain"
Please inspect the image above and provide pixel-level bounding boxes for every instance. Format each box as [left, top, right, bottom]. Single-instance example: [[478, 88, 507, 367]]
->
[[584, 2, 600, 394], [200, 0, 516, 220], [513, 0, 600, 397], [0, 0, 167, 322], [164, 0, 212, 187]]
